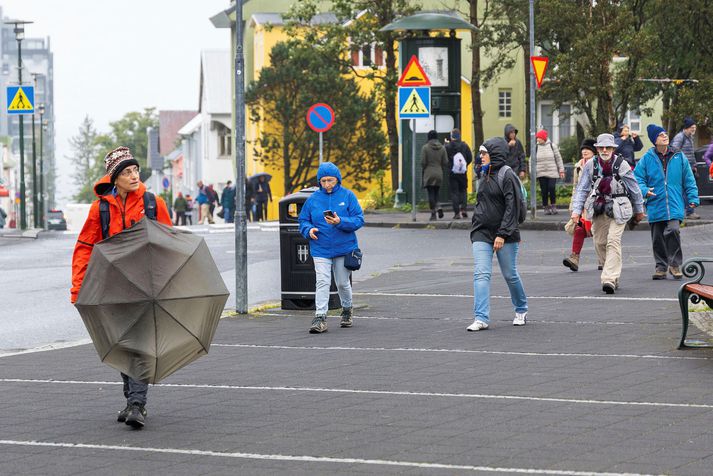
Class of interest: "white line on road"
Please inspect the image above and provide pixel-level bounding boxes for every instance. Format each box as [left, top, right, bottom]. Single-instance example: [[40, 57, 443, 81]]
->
[[0, 440, 662, 476], [355, 292, 678, 302], [211, 343, 710, 361], [2, 378, 712, 409], [0, 339, 92, 358]]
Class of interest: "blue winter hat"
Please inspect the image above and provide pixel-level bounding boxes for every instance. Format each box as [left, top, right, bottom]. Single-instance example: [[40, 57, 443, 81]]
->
[[683, 116, 696, 129], [647, 124, 666, 145]]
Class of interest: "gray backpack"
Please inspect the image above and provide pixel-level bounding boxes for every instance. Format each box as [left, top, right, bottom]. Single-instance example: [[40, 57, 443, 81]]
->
[[495, 165, 528, 224]]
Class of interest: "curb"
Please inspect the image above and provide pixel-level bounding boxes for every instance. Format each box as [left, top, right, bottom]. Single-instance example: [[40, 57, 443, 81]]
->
[[0, 229, 42, 239], [364, 219, 713, 231]]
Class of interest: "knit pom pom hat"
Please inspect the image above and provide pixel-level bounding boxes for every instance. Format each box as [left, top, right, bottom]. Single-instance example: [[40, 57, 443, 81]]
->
[[105, 147, 140, 183]]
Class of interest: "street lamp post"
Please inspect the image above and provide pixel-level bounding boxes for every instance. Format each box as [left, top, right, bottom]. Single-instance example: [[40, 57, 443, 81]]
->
[[10, 20, 33, 230], [39, 104, 46, 229], [234, 0, 247, 314], [30, 74, 40, 228]]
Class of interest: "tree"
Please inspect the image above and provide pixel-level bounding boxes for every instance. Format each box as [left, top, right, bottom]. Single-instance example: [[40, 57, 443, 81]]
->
[[285, 0, 419, 192], [246, 39, 388, 195], [68, 116, 99, 203]]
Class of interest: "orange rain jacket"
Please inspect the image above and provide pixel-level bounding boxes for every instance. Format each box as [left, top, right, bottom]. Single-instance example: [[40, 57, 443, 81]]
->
[[71, 175, 172, 303]]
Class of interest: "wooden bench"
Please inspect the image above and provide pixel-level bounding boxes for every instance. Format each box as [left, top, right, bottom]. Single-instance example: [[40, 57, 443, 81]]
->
[[678, 258, 713, 348]]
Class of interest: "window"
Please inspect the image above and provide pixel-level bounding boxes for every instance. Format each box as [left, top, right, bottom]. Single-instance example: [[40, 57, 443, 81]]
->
[[498, 90, 512, 118], [217, 124, 232, 157], [558, 105, 572, 140], [350, 43, 384, 68], [625, 109, 641, 133]]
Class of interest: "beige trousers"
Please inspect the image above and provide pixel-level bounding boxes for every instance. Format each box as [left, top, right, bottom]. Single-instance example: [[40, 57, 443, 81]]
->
[[591, 214, 626, 285], [199, 203, 213, 224]]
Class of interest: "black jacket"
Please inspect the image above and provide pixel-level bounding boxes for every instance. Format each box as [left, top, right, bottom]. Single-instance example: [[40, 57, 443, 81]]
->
[[470, 137, 521, 244], [445, 140, 473, 177], [504, 124, 526, 174]]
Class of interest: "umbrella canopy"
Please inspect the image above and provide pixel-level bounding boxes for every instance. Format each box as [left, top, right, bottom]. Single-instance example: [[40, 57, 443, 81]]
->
[[248, 172, 272, 183], [75, 218, 229, 383]]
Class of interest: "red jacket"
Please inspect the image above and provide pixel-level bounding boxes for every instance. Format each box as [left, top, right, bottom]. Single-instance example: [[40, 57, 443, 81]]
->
[[71, 175, 172, 303]]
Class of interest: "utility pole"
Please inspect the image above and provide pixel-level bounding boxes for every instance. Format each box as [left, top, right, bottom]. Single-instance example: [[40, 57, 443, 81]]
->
[[31, 74, 40, 228], [234, 0, 248, 314], [39, 104, 46, 229]]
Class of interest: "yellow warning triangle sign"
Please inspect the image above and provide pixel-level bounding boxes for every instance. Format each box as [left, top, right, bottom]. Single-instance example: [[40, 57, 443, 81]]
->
[[531, 56, 549, 88], [397, 55, 431, 87], [400, 88, 429, 115], [8, 87, 33, 111]]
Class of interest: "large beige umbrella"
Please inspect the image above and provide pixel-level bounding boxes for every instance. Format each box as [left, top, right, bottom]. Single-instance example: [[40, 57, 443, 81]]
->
[[75, 218, 229, 383]]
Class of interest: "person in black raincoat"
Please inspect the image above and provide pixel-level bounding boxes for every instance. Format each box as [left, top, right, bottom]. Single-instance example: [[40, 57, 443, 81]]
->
[[504, 124, 527, 179], [468, 137, 528, 331]]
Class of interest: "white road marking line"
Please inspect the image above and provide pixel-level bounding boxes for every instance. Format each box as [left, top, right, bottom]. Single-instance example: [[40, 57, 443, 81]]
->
[[0, 440, 657, 476], [256, 311, 662, 326], [2, 378, 712, 409], [355, 292, 678, 302], [211, 343, 710, 361]]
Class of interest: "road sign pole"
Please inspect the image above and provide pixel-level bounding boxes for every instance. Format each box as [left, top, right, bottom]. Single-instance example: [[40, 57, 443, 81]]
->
[[31, 111, 37, 228], [411, 119, 416, 222], [319, 132, 323, 163], [529, 0, 537, 220], [17, 40, 26, 230]]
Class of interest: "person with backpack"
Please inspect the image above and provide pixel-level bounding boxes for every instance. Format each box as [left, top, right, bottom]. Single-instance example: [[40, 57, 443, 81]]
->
[[468, 137, 528, 331], [71, 146, 172, 429], [571, 134, 645, 294], [445, 128, 473, 219], [563, 139, 600, 272], [634, 124, 699, 280], [534, 129, 565, 215], [421, 130, 449, 221]]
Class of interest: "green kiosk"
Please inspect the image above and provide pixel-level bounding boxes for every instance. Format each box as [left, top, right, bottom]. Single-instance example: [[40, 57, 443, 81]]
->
[[381, 12, 477, 211]]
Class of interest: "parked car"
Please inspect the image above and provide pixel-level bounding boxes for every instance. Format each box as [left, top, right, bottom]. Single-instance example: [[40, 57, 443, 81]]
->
[[47, 209, 67, 231]]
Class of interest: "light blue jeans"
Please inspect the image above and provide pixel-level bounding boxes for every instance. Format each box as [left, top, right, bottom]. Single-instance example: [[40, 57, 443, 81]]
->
[[472, 241, 528, 324], [313, 256, 352, 315]]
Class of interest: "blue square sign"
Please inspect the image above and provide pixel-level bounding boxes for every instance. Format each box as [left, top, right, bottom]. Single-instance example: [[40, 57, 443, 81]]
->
[[398, 87, 430, 119], [7, 85, 35, 115]]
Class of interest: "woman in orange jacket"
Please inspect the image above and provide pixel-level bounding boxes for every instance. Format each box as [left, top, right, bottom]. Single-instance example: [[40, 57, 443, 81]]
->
[[71, 146, 171, 429]]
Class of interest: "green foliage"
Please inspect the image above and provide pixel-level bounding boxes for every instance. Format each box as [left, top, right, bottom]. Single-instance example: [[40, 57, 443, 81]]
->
[[557, 136, 580, 164], [69, 116, 99, 203], [246, 39, 388, 195], [367, 170, 395, 209]]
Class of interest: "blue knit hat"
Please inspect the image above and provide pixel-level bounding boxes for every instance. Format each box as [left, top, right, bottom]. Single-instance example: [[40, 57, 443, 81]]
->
[[647, 124, 666, 145], [683, 116, 696, 129]]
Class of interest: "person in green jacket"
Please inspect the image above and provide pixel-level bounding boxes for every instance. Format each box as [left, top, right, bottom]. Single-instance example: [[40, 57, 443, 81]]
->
[[173, 192, 188, 226], [421, 130, 449, 221]]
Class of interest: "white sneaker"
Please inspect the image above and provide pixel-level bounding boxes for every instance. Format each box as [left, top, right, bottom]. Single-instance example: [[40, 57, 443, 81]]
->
[[467, 320, 489, 331], [513, 312, 527, 326]]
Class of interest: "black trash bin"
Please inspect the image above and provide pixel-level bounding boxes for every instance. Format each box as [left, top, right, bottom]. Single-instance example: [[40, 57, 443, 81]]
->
[[279, 187, 340, 310]]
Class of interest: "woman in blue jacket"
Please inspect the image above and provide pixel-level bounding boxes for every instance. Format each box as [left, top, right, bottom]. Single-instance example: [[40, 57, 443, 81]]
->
[[299, 162, 364, 333]]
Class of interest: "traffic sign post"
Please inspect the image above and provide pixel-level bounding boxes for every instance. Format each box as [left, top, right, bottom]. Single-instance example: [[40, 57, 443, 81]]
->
[[306, 103, 335, 163], [397, 56, 432, 222]]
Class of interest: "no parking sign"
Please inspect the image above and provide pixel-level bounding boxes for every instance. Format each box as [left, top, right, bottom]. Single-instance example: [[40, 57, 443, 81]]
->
[[306, 103, 335, 163]]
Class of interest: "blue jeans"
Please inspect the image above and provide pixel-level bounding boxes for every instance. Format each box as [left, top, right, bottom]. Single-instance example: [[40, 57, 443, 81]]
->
[[223, 207, 234, 223], [313, 256, 352, 315], [472, 241, 528, 324], [121, 373, 148, 406]]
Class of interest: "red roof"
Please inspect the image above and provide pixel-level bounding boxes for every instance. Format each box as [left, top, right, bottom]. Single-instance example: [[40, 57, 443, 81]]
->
[[159, 110, 198, 155]]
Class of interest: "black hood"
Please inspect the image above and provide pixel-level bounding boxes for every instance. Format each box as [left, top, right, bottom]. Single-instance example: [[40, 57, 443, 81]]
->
[[504, 124, 518, 139], [483, 137, 508, 169]]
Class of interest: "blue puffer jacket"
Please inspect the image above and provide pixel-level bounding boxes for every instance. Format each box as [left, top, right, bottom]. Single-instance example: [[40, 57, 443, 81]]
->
[[298, 162, 364, 259], [634, 147, 699, 222]]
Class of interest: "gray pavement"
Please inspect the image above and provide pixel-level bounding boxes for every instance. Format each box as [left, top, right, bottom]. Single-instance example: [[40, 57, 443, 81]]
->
[[2, 223, 713, 474]]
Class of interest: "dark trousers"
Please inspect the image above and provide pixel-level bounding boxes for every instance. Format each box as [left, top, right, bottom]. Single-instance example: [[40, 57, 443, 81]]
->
[[650, 219, 682, 271], [255, 200, 268, 221], [121, 373, 148, 406], [449, 174, 468, 214], [538, 177, 557, 207], [174, 211, 186, 226], [425, 185, 440, 211]]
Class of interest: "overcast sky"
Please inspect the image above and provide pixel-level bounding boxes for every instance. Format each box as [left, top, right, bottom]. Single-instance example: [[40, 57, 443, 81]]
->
[[2, 0, 231, 206]]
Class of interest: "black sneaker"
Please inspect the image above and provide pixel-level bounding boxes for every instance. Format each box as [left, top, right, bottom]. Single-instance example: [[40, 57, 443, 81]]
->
[[309, 315, 328, 333], [602, 282, 615, 294], [117, 403, 131, 423], [340, 308, 353, 328], [125, 404, 147, 429], [437, 208, 444, 219]]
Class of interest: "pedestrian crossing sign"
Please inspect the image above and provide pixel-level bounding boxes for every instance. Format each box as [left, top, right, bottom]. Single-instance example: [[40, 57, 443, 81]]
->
[[398, 86, 431, 119], [7, 85, 34, 115]]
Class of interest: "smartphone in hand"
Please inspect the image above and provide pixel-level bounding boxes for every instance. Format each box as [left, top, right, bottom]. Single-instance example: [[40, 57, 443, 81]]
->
[[323, 210, 334, 218]]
